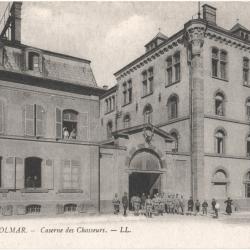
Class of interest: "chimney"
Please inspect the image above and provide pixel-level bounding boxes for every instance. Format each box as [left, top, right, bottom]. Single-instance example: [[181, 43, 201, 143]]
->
[[10, 2, 22, 43], [202, 4, 216, 25]]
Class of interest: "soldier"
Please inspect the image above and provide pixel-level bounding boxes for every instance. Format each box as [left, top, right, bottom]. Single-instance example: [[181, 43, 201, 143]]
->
[[211, 198, 216, 213], [174, 194, 180, 214], [214, 200, 220, 219], [122, 192, 129, 216], [195, 199, 200, 215], [145, 195, 153, 218], [141, 193, 147, 211], [158, 193, 165, 216], [130, 195, 136, 211], [112, 193, 120, 215], [179, 195, 185, 215], [169, 194, 175, 214], [133, 194, 141, 216], [202, 200, 208, 215], [187, 196, 194, 215]]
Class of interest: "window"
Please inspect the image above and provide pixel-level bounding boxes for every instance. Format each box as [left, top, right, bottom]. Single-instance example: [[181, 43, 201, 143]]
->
[[247, 135, 250, 157], [123, 82, 127, 104], [167, 95, 178, 119], [128, 80, 132, 103], [215, 129, 226, 154], [105, 95, 115, 113], [64, 203, 77, 213], [212, 48, 228, 80], [63, 110, 78, 139], [0, 100, 4, 134], [170, 131, 179, 152], [243, 57, 249, 85], [62, 160, 80, 189], [122, 80, 132, 105], [28, 52, 39, 71], [246, 98, 250, 120], [166, 52, 181, 85], [26, 204, 41, 214], [25, 157, 42, 188], [24, 104, 45, 137], [215, 92, 225, 116], [0, 157, 1, 188], [244, 172, 250, 198], [143, 104, 153, 124], [142, 68, 154, 97], [107, 121, 113, 139], [123, 114, 131, 128]]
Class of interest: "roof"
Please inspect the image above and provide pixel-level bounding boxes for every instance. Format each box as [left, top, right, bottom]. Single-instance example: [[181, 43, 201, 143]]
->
[[144, 32, 168, 47], [230, 23, 249, 33]]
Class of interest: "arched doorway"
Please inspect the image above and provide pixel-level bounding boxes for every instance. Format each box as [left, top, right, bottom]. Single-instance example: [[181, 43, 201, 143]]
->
[[129, 149, 163, 206]]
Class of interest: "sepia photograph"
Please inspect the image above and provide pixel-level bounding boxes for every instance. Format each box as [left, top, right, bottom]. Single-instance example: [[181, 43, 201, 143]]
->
[[0, 0, 250, 249]]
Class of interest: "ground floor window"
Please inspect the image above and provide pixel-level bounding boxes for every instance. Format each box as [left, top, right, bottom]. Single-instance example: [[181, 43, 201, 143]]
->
[[26, 204, 41, 214], [25, 157, 42, 188], [245, 171, 250, 197], [64, 204, 77, 212]]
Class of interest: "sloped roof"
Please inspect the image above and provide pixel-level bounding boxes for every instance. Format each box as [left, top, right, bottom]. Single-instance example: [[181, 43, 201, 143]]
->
[[145, 32, 168, 47], [230, 23, 249, 33]]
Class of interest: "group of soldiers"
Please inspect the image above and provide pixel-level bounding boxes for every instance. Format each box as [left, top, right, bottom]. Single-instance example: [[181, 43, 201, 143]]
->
[[112, 192, 234, 219]]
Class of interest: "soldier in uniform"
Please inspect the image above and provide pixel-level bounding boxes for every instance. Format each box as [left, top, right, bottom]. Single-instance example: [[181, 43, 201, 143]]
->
[[202, 200, 208, 215], [174, 194, 180, 214], [179, 195, 185, 215], [145, 195, 153, 218], [195, 199, 200, 215], [141, 193, 147, 213], [133, 194, 141, 216], [187, 196, 194, 215], [158, 193, 165, 216], [112, 193, 120, 215], [122, 192, 129, 216]]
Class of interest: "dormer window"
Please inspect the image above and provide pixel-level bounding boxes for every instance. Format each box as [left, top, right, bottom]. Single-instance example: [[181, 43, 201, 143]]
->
[[28, 52, 39, 70]]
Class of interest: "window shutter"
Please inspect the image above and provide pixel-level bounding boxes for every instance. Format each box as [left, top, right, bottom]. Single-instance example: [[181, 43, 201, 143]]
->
[[78, 112, 88, 140], [71, 160, 80, 189], [56, 108, 62, 139], [15, 157, 24, 189], [62, 160, 71, 189], [4, 157, 15, 189], [36, 105, 45, 137], [0, 101, 4, 134], [42, 159, 54, 189], [25, 104, 35, 136], [39, 55, 43, 73]]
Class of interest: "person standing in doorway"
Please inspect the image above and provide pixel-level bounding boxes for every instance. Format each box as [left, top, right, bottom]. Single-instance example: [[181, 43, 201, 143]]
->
[[224, 197, 233, 215], [122, 192, 129, 216], [202, 200, 208, 215], [112, 193, 120, 215], [211, 198, 216, 213], [214, 200, 220, 219], [145, 195, 153, 218]]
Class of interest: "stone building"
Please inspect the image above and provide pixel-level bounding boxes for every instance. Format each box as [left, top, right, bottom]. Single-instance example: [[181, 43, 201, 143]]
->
[[100, 4, 250, 211]]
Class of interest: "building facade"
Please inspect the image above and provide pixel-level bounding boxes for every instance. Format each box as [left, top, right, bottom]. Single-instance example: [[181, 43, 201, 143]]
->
[[1, 2, 250, 215]]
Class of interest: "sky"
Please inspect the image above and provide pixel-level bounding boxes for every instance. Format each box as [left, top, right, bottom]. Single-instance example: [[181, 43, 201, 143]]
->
[[1, 1, 250, 87]]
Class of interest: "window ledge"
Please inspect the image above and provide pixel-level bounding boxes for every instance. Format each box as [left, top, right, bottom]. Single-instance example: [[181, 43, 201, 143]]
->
[[141, 92, 153, 99], [0, 189, 9, 193], [122, 102, 132, 108], [212, 76, 228, 82], [21, 188, 49, 193], [57, 189, 83, 193], [165, 80, 180, 88]]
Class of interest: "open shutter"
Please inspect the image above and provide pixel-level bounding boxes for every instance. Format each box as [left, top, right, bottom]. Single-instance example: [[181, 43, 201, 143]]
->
[[0, 101, 4, 134], [25, 104, 34, 136], [15, 157, 24, 189], [36, 105, 45, 137], [44, 159, 54, 189], [62, 160, 71, 189], [4, 157, 15, 189], [78, 112, 88, 140], [56, 108, 62, 139], [71, 160, 80, 189]]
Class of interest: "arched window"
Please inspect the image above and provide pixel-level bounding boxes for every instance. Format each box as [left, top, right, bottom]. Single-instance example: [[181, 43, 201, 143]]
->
[[246, 98, 250, 120], [64, 203, 77, 213], [215, 129, 226, 154], [25, 157, 42, 188], [247, 135, 250, 157], [63, 109, 78, 139], [107, 121, 113, 139], [244, 171, 250, 198], [170, 131, 179, 152], [215, 92, 225, 116], [143, 104, 153, 124], [123, 114, 131, 128], [168, 95, 178, 119], [26, 204, 41, 214], [212, 169, 228, 198]]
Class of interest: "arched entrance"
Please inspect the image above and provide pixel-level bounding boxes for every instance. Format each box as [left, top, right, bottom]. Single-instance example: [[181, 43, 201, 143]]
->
[[128, 149, 163, 206]]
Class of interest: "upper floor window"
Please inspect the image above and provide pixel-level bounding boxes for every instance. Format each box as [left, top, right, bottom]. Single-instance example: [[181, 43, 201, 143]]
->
[[122, 80, 132, 105], [244, 171, 250, 198], [166, 52, 181, 85], [142, 68, 153, 97], [24, 104, 45, 137], [123, 114, 131, 128], [143, 104, 153, 124], [170, 131, 179, 152], [215, 129, 226, 154], [0, 100, 4, 134], [62, 110, 78, 139], [105, 95, 115, 113], [247, 135, 250, 157], [243, 57, 249, 85], [167, 94, 178, 119], [107, 120, 113, 139], [212, 48, 227, 80], [215, 92, 225, 116], [28, 52, 39, 71], [246, 98, 250, 120]]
